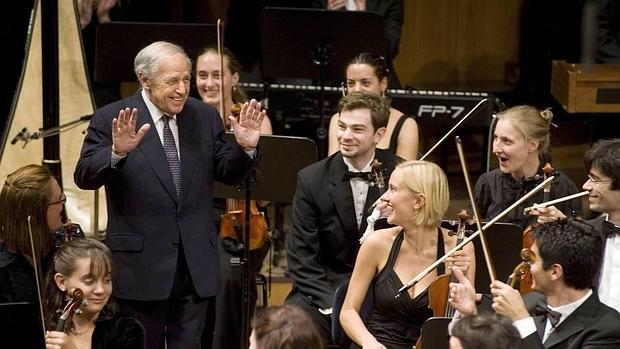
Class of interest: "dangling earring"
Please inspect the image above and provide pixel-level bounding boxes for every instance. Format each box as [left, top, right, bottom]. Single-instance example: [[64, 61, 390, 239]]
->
[[232, 85, 238, 93]]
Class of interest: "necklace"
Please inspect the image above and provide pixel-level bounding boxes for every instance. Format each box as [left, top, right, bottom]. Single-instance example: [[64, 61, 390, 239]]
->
[[69, 324, 92, 336]]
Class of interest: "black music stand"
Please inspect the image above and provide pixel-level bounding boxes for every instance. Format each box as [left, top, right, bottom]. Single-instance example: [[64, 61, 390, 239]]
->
[[214, 133, 317, 349], [0, 302, 44, 347], [414, 221, 523, 349], [260, 7, 388, 158], [440, 220, 523, 293], [94, 22, 217, 82]]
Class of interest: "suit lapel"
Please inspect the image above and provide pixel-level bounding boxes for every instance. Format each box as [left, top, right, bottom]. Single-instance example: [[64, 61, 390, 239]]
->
[[329, 155, 358, 238], [135, 95, 178, 203], [543, 293, 596, 348]]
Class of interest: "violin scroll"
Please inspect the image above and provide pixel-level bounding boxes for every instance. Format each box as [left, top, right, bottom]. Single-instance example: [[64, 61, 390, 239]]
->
[[507, 248, 535, 289], [56, 288, 86, 332], [369, 159, 385, 191]]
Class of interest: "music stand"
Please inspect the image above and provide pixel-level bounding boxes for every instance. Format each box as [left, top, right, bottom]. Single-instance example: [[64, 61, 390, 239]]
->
[[0, 302, 44, 347], [440, 220, 523, 293], [214, 133, 317, 348], [94, 22, 217, 82], [260, 7, 388, 158]]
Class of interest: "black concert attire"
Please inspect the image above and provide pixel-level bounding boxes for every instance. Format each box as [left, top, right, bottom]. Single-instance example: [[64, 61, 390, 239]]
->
[[92, 312, 145, 349], [365, 228, 444, 349], [386, 114, 414, 155], [597, 0, 620, 63], [286, 149, 400, 343], [474, 168, 581, 229], [0, 243, 49, 304]]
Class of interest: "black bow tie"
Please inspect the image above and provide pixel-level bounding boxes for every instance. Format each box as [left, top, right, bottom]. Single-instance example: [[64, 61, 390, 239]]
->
[[603, 220, 620, 237], [343, 171, 372, 182], [534, 301, 562, 328]]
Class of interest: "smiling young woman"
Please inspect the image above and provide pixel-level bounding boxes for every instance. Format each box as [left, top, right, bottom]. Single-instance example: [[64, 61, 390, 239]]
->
[[43, 238, 144, 349]]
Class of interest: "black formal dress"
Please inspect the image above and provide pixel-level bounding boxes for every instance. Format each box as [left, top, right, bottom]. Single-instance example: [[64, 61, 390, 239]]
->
[[286, 149, 400, 341]]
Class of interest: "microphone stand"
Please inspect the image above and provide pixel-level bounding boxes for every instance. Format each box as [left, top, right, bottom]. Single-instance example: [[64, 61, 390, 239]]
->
[[240, 171, 255, 349], [12, 114, 92, 148], [12, 114, 101, 238]]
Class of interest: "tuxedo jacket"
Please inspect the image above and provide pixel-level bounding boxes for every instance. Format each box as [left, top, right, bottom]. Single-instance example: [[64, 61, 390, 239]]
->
[[286, 149, 400, 309], [74, 93, 255, 301], [522, 292, 620, 349]]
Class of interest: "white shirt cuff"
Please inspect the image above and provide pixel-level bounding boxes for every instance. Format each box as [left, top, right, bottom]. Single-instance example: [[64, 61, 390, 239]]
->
[[111, 150, 127, 168], [245, 148, 257, 159], [513, 316, 537, 339]]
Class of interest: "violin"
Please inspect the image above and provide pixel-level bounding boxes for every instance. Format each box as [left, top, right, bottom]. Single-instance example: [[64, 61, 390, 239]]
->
[[56, 288, 86, 333], [369, 159, 386, 193], [219, 103, 269, 251], [507, 248, 535, 288], [520, 162, 553, 293], [52, 222, 85, 249], [219, 198, 268, 251], [416, 210, 470, 349]]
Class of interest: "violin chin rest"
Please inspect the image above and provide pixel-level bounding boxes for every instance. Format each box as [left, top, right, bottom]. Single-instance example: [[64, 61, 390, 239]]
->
[[221, 236, 245, 257]]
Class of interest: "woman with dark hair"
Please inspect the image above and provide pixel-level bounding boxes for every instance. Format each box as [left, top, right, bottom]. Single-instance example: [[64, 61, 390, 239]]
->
[[0, 164, 63, 303], [44, 238, 144, 349], [249, 304, 324, 349], [328, 53, 418, 160]]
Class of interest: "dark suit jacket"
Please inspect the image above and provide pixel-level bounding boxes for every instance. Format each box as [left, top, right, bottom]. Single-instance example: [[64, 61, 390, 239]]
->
[[74, 93, 255, 301], [286, 149, 399, 309], [522, 292, 620, 349], [312, 0, 404, 60]]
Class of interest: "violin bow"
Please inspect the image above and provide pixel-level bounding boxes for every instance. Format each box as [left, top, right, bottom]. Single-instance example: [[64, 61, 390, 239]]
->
[[455, 136, 496, 282], [419, 99, 487, 161], [395, 175, 554, 298], [367, 99, 489, 222], [27, 215, 47, 340], [217, 19, 226, 126]]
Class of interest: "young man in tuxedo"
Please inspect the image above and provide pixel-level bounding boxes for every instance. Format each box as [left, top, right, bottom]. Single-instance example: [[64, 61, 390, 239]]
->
[[449, 218, 620, 349], [285, 91, 400, 344]]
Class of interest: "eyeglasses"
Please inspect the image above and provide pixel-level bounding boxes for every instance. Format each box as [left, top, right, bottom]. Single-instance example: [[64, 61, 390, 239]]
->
[[48, 193, 67, 206], [587, 174, 612, 185]]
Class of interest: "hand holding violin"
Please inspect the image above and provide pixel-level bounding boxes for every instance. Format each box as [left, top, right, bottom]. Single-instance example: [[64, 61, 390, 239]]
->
[[45, 331, 78, 349], [448, 267, 477, 317], [445, 250, 472, 275], [490, 281, 529, 321]]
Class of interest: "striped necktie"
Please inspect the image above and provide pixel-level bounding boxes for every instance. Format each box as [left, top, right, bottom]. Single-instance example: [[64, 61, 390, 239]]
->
[[162, 115, 181, 197]]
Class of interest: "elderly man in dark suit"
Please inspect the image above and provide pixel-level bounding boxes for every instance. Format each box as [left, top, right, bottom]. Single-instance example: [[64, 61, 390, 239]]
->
[[449, 218, 620, 349], [285, 91, 400, 344], [74, 41, 265, 349]]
